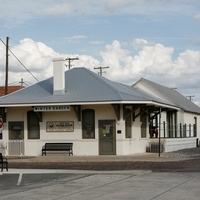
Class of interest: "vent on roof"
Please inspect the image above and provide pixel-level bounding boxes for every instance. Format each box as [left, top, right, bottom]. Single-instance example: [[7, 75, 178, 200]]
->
[[52, 58, 65, 95]]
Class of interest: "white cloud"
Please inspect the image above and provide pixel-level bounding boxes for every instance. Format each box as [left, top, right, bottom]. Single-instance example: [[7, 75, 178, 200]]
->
[[64, 35, 87, 43], [194, 13, 200, 19], [36, 0, 197, 18], [0, 0, 198, 27], [0, 38, 99, 85], [100, 40, 130, 69], [10, 38, 59, 70], [0, 38, 59, 84], [174, 50, 200, 72], [90, 41, 104, 45], [0, 1, 51, 27], [100, 38, 200, 94], [1, 37, 200, 104], [38, 3, 74, 16], [132, 38, 155, 49], [99, 38, 200, 104]]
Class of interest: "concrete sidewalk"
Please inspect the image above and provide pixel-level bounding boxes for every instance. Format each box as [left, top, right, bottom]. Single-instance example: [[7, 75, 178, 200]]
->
[[1, 168, 150, 175], [6, 152, 199, 172], [7, 152, 192, 163]]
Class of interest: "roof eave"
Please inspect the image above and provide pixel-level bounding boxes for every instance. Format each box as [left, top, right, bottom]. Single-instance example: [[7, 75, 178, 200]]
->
[[0, 100, 180, 110]]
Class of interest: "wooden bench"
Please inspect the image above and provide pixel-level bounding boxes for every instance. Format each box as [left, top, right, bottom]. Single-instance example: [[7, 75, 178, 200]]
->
[[42, 143, 73, 156], [0, 153, 8, 171]]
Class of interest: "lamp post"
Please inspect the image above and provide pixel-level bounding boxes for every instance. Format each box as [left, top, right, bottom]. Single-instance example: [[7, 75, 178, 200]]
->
[[159, 107, 161, 157]]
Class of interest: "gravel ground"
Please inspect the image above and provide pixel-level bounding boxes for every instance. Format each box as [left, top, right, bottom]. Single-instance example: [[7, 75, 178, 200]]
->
[[164, 147, 200, 158], [7, 148, 200, 172]]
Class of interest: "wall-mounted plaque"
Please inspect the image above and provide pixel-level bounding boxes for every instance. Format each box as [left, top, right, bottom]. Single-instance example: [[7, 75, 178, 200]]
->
[[46, 121, 74, 132]]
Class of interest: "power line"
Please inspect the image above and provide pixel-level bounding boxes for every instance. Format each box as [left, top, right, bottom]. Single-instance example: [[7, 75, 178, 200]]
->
[[8, 47, 39, 82], [8, 81, 20, 86], [8, 80, 32, 87], [5, 37, 9, 95], [0, 38, 39, 82], [19, 78, 24, 88], [65, 57, 79, 69], [94, 66, 109, 76], [186, 95, 195, 101]]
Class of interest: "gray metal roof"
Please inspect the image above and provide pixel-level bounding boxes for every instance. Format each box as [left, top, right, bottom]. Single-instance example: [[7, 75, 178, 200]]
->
[[133, 78, 200, 114], [0, 68, 189, 110]]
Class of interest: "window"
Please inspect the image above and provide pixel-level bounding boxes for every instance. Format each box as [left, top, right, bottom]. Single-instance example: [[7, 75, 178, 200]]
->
[[167, 110, 177, 138], [9, 121, 24, 140], [141, 114, 147, 138], [194, 117, 197, 137], [82, 109, 95, 139], [149, 113, 158, 138], [125, 108, 132, 138], [27, 111, 40, 139]]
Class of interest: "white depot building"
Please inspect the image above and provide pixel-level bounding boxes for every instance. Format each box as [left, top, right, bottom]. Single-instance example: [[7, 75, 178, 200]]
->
[[0, 58, 199, 156]]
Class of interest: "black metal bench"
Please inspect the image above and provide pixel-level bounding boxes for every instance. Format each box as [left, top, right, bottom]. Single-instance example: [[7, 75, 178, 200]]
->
[[0, 153, 8, 171], [42, 143, 73, 156]]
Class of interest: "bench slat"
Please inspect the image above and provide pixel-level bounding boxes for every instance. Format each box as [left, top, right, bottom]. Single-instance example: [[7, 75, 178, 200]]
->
[[42, 143, 73, 156]]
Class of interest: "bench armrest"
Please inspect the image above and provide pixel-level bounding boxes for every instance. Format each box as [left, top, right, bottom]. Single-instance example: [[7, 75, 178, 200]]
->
[[2, 156, 7, 161]]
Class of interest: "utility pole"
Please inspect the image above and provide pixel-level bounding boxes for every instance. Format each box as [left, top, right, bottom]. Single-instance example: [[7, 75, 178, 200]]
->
[[65, 57, 79, 69], [5, 36, 9, 95], [19, 78, 24, 88], [94, 66, 109, 76], [186, 95, 195, 101]]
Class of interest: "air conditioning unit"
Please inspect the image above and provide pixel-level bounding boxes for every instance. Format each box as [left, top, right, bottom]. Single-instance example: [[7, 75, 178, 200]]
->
[[150, 143, 164, 153]]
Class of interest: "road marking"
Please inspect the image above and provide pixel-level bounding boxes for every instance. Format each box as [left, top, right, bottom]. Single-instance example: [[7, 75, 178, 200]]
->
[[17, 173, 23, 186]]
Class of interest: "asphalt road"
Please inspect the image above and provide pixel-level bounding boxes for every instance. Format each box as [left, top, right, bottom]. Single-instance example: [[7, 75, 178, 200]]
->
[[0, 170, 200, 200], [1, 149, 200, 199]]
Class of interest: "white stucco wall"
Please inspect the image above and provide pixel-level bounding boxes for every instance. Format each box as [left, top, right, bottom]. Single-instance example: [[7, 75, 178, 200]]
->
[[164, 138, 196, 152], [0, 105, 115, 156], [1, 104, 199, 157], [1, 105, 150, 156], [182, 112, 200, 139]]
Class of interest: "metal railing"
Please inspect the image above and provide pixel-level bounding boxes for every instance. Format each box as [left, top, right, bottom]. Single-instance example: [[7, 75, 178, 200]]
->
[[149, 122, 196, 138]]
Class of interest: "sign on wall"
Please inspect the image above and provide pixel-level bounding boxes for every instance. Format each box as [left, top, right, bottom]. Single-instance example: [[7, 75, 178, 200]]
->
[[34, 106, 70, 112], [46, 121, 74, 132]]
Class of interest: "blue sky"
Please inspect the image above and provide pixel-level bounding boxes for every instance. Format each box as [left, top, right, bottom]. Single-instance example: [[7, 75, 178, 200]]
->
[[1, 0, 200, 104], [2, 0, 199, 56]]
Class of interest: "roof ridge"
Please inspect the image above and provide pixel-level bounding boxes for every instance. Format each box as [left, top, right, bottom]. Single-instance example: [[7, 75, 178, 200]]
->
[[134, 77, 200, 113], [139, 78, 170, 89], [82, 68, 123, 100], [136, 78, 179, 104]]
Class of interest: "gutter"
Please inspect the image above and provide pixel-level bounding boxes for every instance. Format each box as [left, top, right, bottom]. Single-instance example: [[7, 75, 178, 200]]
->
[[0, 100, 179, 110]]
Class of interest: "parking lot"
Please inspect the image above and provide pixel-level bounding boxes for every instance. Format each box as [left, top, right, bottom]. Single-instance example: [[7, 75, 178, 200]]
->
[[1, 169, 200, 200], [1, 149, 200, 199]]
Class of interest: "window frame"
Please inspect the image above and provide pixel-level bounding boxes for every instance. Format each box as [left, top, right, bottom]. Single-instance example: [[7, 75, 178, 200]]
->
[[125, 108, 132, 138], [27, 110, 40, 139], [82, 109, 95, 139], [9, 121, 24, 140], [141, 113, 147, 138]]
